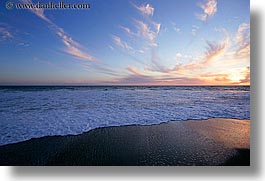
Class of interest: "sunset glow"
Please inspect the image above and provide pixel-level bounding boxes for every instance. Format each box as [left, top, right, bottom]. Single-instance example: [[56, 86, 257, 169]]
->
[[0, 0, 250, 85]]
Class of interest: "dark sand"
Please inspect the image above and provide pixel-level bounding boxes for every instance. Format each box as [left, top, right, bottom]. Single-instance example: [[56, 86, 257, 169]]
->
[[0, 118, 250, 166]]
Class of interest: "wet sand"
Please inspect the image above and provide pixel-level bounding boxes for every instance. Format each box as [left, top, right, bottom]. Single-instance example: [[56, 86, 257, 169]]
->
[[0, 118, 250, 166]]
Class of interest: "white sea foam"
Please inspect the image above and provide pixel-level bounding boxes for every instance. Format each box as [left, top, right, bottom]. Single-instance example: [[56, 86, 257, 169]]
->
[[0, 86, 250, 146]]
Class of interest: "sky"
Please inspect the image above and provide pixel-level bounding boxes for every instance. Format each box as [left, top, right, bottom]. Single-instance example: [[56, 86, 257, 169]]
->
[[0, 0, 250, 85]]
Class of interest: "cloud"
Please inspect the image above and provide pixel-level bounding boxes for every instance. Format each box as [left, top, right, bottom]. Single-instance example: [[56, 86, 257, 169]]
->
[[158, 77, 207, 85], [203, 38, 228, 64], [176, 53, 183, 58], [81, 62, 124, 77], [134, 20, 156, 41], [234, 23, 250, 59], [113, 2, 161, 71], [196, 0, 217, 21], [117, 66, 206, 85], [170, 22, 181, 33], [145, 30, 229, 74], [134, 3, 154, 16], [20, 0, 95, 62], [19, 0, 51, 23], [134, 19, 160, 47], [117, 67, 156, 85], [120, 26, 136, 36], [0, 26, 13, 41], [0, 23, 31, 47], [235, 43, 250, 59], [199, 72, 233, 84], [112, 35, 133, 51], [235, 23, 250, 45], [56, 28, 96, 61], [108, 45, 114, 50], [118, 3, 160, 50], [143, 48, 170, 73], [126, 66, 142, 76], [239, 66, 250, 84], [137, 49, 145, 54], [200, 0, 217, 16], [176, 53, 191, 59], [191, 25, 199, 36], [196, 14, 207, 22], [173, 36, 228, 73], [115, 26, 248, 86]]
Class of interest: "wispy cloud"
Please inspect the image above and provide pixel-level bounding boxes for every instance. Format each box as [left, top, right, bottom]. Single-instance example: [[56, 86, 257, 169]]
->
[[175, 39, 228, 71], [126, 66, 142, 76], [117, 66, 206, 85], [134, 3, 154, 17], [191, 25, 199, 36], [112, 35, 133, 51], [158, 77, 207, 85], [116, 66, 156, 85], [134, 19, 160, 46], [204, 38, 228, 63], [200, 72, 230, 81], [55, 27, 96, 61], [120, 26, 135, 36], [196, 14, 207, 22], [196, 0, 217, 21], [19, 0, 95, 62], [0, 26, 13, 41], [234, 23, 250, 59], [32, 57, 67, 70], [148, 48, 169, 72], [0, 23, 31, 47], [20, 0, 51, 23], [119, 3, 160, 48], [56, 29, 96, 61], [108, 45, 114, 50], [146, 30, 229, 74], [176, 53, 192, 59], [235, 23, 250, 45], [239, 66, 250, 84], [113, 2, 161, 66], [170, 22, 181, 33], [81, 62, 125, 77]]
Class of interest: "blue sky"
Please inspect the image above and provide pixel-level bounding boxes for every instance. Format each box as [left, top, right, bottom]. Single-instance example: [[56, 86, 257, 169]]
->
[[0, 0, 250, 85]]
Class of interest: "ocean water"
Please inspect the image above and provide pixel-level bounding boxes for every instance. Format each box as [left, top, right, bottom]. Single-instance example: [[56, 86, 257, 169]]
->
[[0, 86, 250, 146]]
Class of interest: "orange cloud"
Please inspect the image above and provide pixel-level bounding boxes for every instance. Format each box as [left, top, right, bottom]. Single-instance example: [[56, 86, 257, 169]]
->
[[239, 66, 250, 84], [174, 36, 229, 72], [116, 66, 206, 85]]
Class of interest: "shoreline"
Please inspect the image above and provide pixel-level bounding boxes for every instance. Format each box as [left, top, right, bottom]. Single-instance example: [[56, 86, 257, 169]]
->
[[0, 118, 250, 147], [0, 118, 250, 166]]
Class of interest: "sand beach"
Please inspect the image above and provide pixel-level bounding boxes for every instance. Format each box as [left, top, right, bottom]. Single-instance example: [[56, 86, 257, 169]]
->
[[0, 118, 250, 166]]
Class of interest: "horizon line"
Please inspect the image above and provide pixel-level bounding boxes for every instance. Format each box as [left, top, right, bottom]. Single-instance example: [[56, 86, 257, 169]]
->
[[0, 84, 250, 87]]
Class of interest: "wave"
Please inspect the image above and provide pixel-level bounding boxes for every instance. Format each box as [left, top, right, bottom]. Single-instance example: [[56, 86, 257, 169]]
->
[[0, 86, 250, 145]]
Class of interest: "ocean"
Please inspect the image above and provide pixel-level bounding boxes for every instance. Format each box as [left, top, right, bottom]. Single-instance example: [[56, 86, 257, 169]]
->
[[0, 86, 250, 146]]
